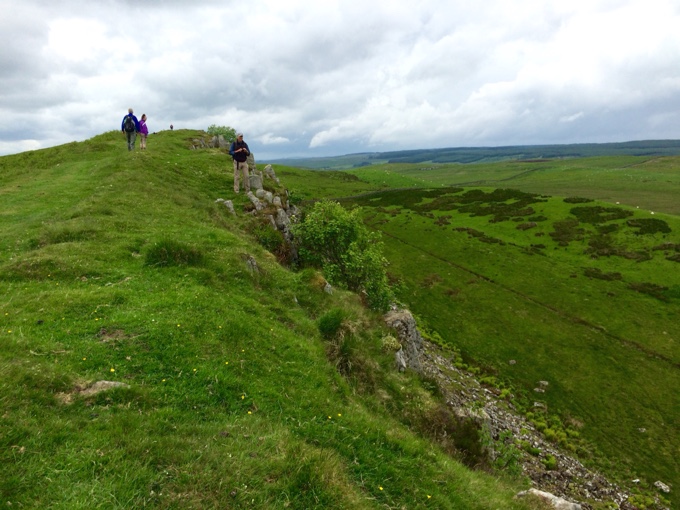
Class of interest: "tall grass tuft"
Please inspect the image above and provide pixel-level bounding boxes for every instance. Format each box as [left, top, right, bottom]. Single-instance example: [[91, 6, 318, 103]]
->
[[145, 239, 205, 267]]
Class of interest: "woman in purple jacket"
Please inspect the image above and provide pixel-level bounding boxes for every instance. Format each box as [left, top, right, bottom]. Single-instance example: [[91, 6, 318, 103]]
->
[[139, 114, 149, 150]]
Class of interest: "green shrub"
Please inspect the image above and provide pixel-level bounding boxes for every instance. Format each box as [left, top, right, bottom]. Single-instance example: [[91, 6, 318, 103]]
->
[[533, 420, 547, 432], [381, 335, 401, 352], [293, 200, 393, 311], [542, 454, 557, 470], [206, 124, 237, 142], [543, 428, 557, 441], [489, 431, 523, 477]]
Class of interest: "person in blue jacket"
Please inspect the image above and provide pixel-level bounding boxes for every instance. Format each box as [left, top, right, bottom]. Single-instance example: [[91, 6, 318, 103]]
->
[[121, 108, 140, 151]]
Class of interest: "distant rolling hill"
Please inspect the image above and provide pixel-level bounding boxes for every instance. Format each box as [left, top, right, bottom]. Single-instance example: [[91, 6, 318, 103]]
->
[[266, 139, 680, 169]]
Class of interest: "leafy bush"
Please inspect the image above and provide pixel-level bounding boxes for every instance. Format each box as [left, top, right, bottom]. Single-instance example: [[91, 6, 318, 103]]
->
[[206, 124, 237, 142], [293, 200, 393, 311], [542, 454, 557, 470], [489, 431, 523, 477]]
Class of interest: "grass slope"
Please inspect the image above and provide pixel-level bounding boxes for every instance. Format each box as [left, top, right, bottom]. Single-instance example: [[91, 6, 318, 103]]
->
[[281, 177, 679, 506], [0, 131, 549, 509]]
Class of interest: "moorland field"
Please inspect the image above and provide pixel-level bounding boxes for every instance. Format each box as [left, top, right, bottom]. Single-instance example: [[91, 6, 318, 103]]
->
[[1, 130, 677, 508], [281, 152, 680, 507]]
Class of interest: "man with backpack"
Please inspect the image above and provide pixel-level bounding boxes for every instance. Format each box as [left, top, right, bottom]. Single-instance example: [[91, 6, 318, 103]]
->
[[121, 108, 140, 151], [229, 132, 251, 193]]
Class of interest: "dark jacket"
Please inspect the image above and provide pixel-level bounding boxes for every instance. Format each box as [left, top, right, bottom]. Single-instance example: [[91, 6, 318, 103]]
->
[[229, 140, 250, 162], [121, 113, 140, 133]]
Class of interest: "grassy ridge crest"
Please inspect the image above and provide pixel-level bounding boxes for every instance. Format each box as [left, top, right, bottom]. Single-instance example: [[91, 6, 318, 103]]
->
[[1, 131, 554, 509]]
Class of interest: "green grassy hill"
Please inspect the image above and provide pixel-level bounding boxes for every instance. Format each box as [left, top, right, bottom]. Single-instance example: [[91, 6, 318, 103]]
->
[[0, 131, 558, 509], [282, 163, 680, 508]]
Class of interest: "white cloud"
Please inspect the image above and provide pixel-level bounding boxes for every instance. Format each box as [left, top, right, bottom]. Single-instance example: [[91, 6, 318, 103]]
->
[[258, 133, 290, 145], [1, 0, 680, 157]]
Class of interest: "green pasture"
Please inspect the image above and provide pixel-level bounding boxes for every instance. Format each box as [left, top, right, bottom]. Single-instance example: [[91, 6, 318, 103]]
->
[[339, 185, 680, 504], [347, 156, 680, 215]]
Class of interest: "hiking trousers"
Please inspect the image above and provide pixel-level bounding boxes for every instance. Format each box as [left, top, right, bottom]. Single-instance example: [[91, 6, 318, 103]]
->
[[126, 131, 137, 151], [233, 160, 250, 193]]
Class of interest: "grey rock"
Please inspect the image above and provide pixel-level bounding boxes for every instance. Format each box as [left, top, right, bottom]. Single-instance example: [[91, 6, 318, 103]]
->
[[249, 173, 263, 191], [654, 481, 671, 493], [246, 153, 256, 173], [246, 191, 264, 211], [242, 254, 260, 274], [384, 309, 422, 372], [275, 208, 291, 230], [223, 200, 235, 215], [264, 164, 280, 184], [395, 349, 407, 372], [517, 489, 581, 510], [80, 380, 130, 397]]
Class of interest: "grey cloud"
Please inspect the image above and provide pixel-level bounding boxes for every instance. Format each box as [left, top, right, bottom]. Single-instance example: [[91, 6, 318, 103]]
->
[[2, 0, 680, 158]]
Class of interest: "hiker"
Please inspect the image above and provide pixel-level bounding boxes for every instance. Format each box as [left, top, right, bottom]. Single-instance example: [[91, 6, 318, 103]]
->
[[121, 108, 140, 151], [229, 132, 251, 193], [139, 114, 149, 150]]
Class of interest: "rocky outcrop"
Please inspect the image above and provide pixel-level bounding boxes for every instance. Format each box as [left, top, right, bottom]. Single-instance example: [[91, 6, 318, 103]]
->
[[190, 135, 230, 149], [381, 309, 667, 510], [384, 308, 423, 372], [419, 342, 652, 510]]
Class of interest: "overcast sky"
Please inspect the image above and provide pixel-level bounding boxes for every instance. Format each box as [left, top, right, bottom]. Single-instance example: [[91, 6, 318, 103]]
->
[[2, 0, 679, 159]]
